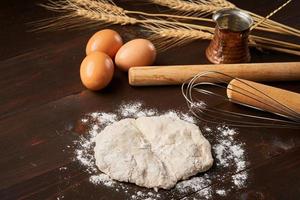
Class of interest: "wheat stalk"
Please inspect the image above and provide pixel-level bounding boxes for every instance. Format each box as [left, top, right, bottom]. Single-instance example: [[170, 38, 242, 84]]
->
[[66, 0, 285, 36], [42, 0, 294, 36], [38, 0, 296, 37], [250, 0, 292, 30], [34, 0, 137, 31], [144, 24, 300, 56], [143, 0, 291, 35], [36, 0, 300, 56], [150, 0, 300, 37], [37, 0, 215, 32], [251, 44, 300, 56], [69, 0, 215, 24], [72, 0, 298, 37]]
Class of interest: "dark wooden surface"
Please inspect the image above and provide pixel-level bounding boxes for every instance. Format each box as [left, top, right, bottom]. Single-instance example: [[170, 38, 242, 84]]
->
[[0, 0, 300, 199]]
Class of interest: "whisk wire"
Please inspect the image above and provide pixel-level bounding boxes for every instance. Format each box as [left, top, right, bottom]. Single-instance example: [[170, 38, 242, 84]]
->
[[182, 71, 300, 128]]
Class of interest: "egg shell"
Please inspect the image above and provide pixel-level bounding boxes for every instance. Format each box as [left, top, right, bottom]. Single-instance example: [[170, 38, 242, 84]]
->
[[80, 52, 114, 91], [86, 29, 123, 58], [115, 39, 156, 71]]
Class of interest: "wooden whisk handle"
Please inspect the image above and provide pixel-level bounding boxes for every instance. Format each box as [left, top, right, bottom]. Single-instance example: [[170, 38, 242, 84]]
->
[[227, 79, 300, 118], [128, 62, 300, 86]]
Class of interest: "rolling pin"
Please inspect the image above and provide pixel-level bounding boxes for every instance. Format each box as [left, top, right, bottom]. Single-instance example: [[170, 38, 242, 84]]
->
[[227, 79, 300, 118], [128, 62, 300, 86]]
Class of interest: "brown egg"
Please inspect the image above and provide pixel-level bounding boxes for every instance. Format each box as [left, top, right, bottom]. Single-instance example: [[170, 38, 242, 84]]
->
[[80, 52, 114, 91], [115, 39, 156, 71], [86, 29, 123, 58]]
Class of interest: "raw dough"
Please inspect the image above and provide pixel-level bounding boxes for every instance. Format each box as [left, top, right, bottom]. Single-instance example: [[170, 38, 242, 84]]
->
[[94, 115, 213, 189]]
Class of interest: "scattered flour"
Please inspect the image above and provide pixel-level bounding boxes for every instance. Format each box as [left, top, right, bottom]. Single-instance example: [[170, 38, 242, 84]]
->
[[196, 187, 212, 199], [175, 175, 211, 193], [216, 189, 226, 196], [73, 101, 248, 199], [59, 166, 67, 171], [89, 174, 116, 187], [232, 171, 248, 189], [56, 195, 64, 200]]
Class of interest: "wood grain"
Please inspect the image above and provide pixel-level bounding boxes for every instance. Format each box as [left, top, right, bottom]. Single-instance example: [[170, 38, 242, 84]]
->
[[128, 62, 300, 86], [227, 78, 300, 117], [188, 147, 300, 200], [0, 83, 299, 199]]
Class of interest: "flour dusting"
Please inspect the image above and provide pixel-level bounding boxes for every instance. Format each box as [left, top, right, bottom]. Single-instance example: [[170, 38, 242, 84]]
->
[[89, 174, 116, 187], [216, 189, 226, 196], [72, 101, 248, 199]]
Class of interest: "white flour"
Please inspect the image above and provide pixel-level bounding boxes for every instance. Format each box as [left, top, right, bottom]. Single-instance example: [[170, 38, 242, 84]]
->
[[216, 189, 226, 196], [72, 102, 248, 199], [89, 174, 116, 187]]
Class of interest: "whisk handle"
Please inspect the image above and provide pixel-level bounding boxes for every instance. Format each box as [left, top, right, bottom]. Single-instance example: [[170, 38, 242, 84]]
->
[[128, 62, 300, 86], [227, 79, 300, 118]]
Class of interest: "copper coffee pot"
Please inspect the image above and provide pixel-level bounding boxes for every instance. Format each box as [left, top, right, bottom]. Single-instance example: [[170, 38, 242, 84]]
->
[[206, 9, 254, 64]]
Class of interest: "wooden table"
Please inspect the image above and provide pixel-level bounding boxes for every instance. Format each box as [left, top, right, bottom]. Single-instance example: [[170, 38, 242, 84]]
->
[[1, 0, 300, 199]]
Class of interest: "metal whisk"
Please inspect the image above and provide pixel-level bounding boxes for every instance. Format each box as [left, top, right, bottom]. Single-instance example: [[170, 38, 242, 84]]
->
[[182, 71, 300, 128]]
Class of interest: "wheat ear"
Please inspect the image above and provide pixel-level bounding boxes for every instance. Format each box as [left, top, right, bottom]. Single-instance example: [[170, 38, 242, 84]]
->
[[34, 0, 137, 31], [36, 0, 215, 33], [39, 0, 297, 40], [148, 0, 233, 16], [144, 24, 213, 51], [67, 0, 284, 35], [60, 0, 300, 40], [37, 0, 300, 55]]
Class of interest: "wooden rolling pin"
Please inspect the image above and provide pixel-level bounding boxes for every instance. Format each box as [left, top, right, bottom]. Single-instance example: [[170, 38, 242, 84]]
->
[[227, 79, 300, 118], [128, 62, 300, 86]]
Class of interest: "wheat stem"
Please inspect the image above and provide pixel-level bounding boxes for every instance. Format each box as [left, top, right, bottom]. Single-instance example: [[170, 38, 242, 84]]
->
[[250, 44, 300, 56], [250, 12, 300, 35], [126, 10, 214, 23], [250, 35, 300, 50], [65, 0, 300, 37], [238, 2, 300, 37], [250, 0, 291, 30], [126, 10, 287, 35], [146, 24, 300, 56], [247, 12, 300, 37], [38, 0, 300, 56], [150, 0, 300, 37]]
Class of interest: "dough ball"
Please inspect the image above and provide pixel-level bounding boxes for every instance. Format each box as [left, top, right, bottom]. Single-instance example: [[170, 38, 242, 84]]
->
[[94, 115, 213, 189]]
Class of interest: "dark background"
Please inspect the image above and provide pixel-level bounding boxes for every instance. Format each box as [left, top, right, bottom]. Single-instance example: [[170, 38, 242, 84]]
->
[[0, 0, 300, 199]]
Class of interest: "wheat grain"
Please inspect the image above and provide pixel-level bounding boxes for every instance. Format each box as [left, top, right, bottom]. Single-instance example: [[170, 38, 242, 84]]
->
[[210, 0, 235, 8], [39, 0, 215, 32], [144, 24, 213, 51], [70, 0, 125, 15], [75, 8, 137, 25], [49, 0, 296, 36], [149, 0, 222, 15], [35, 0, 137, 31]]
